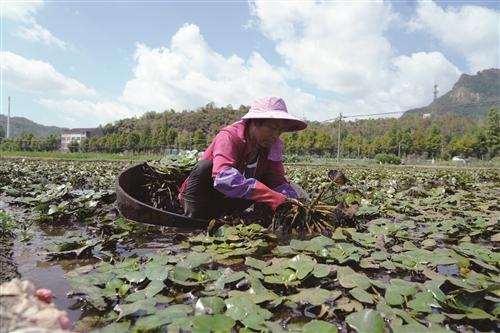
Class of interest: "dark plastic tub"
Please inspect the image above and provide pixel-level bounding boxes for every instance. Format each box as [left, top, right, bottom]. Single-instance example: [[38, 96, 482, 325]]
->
[[115, 162, 209, 228]]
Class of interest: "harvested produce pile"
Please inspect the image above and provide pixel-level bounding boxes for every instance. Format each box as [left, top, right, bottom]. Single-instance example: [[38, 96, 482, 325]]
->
[[0, 279, 73, 333], [271, 170, 358, 235], [142, 151, 199, 213]]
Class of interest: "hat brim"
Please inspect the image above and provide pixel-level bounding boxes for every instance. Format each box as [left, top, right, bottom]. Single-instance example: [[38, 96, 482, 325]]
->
[[241, 111, 307, 132]]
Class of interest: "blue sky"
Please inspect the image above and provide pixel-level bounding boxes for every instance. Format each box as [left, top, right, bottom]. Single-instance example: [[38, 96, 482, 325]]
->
[[1, 0, 499, 129]]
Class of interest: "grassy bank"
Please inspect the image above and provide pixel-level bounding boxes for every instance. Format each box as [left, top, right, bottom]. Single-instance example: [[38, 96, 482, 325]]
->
[[1, 150, 499, 168], [0, 150, 163, 161]]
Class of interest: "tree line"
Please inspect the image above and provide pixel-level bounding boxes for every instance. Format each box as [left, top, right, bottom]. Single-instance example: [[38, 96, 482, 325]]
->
[[0, 104, 498, 160]]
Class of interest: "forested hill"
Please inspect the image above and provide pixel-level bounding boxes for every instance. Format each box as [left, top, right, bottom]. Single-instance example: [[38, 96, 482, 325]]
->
[[103, 103, 247, 136], [403, 68, 500, 121], [0, 115, 65, 138]]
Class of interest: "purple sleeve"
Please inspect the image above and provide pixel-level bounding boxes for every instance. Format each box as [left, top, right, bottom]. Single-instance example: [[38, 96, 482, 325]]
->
[[214, 167, 256, 199], [273, 183, 299, 199]]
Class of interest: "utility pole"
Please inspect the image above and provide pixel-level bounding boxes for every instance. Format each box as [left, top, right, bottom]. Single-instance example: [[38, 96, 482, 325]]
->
[[7, 96, 11, 138], [336, 113, 342, 163], [433, 84, 444, 158]]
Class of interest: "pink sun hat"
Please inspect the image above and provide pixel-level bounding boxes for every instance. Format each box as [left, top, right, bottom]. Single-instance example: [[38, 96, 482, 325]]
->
[[241, 96, 307, 132]]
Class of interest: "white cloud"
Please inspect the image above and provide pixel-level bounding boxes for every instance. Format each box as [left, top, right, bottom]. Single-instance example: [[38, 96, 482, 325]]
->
[[2, 0, 43, 22], [388, 52, 461, 109], [250, 1, 398, 96], [248, 0, 467, 120], [1, 51, 96, 96], [300, 52, 461, 121], [2, 0, 68, 49], [121, 23, 315, 119], [121, 14, 466, 123], [38, 99, 138, 127], [15, 23, 67, 49], [409, 1, 500, 72]]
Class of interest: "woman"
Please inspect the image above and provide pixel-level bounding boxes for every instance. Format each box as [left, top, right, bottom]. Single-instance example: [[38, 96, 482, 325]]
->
[[179, 96, 307, 219]]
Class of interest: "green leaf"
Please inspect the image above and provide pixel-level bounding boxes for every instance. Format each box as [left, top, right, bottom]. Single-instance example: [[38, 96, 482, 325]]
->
[[144, 263, 171, 281], [93, 321, 130, 333], [465, 307, 495, 320], [144, 280, 164, 298], [213, 270, 246, 290], [289, 288, 341, 306], [225, 296, 272, 331], [346, 309, 384, 333], [132, 304, 193, 331], [407, 291, 440, 313], [385, 279, 418, 306], [114, 299, 156, 320], [124, 270, 147, 284], [349, 287, 374, 304], [289, 254, 316, 279], [195, 296, 226, 315], [385, 286, 405, 305], [245, 256, 269, 270], [124, 290, 146, 302], [192, 314, 235, 332], [390, 323, 433, 333], [182, 252, 212, 269], [303, 320, 339, 333], [171, 265, 202, 285], [313, 264, 335, 278], [337, 266, 371, 289]]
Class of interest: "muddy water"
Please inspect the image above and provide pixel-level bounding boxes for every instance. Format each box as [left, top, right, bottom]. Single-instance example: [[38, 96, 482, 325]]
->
[[7, 203, 199, 325], [11, 221, 87, 322]]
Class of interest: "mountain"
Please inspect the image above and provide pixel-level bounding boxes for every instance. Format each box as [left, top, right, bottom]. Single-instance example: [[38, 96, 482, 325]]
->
[[0, 115, 66, 138], [403, 68, 500, 121]]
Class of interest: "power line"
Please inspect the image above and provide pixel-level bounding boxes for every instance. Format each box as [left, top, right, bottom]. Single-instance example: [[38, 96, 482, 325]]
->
[[323, 110, 405, 122], [322, 99, 500, 123]]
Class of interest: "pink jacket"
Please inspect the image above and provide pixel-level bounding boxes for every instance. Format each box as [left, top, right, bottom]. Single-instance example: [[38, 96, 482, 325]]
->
[[179, 121, 299, 210]]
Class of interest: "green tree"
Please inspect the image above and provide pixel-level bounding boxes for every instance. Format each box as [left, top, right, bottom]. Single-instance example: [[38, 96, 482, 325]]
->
[[426, 126, 442, 158], [474, 130, 488, 159], [151, 124, 163, 147], [46, 134, 60, 151], [314, 131, 333, 153], [400, 129, 413, 157], [166, 127, 178, 146], [485, 108, 499, 158], [370, 135, 390, 156], [342, 133, 358, 158], [387, 126, 402, 156], [139, 126, 152, 150], [192, 129, 206, 150], [127, 131, 141, 151], [176, 133, 192, 149], [68, 140, 79, 152], [450, 133, 477, 157]]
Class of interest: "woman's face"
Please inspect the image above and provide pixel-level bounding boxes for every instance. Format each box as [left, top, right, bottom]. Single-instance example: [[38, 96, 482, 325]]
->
[[252, 119, 287, 148]]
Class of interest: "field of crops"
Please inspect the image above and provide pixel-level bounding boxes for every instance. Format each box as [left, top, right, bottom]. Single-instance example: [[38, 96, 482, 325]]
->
[[0, 158, 499, 333]]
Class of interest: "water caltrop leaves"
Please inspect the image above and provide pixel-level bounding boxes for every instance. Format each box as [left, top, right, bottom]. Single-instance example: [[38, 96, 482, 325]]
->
[[2, 159, 499, 332]]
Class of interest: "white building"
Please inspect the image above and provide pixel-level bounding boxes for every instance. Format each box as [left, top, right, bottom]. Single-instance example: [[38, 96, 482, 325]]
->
[[61, 128, 101, 152]]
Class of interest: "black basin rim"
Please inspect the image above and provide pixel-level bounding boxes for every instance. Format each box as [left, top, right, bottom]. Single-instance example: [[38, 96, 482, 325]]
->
[[115, 162, 209, 228]]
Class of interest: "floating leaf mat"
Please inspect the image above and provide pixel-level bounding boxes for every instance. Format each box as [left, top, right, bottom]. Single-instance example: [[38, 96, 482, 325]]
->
[[0, 159, 498, 332]]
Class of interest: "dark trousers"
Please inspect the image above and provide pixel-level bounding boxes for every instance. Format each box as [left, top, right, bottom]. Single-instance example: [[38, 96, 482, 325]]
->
[[181, 160, 253, 219]]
